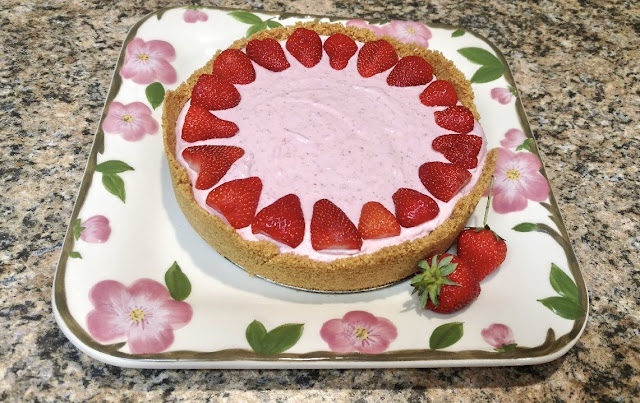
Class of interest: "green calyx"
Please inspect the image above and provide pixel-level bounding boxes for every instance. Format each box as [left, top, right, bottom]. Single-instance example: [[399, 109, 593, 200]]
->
[[473, 224, 504, 242], [411, 255, 461, 308], [72, 218, 85, 241]]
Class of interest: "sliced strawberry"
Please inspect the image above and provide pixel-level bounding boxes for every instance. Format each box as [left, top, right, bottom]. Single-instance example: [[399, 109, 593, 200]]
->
[[246, 38, 290, 72], [181, 104, 239, 142], [191, 73, 241, 111], [182, 145, 244, 190], [323, 33, 358, 70], [392, 188, 439, 228], [206, 177, 262, 229], [386, 56, 433, 87], [358, 201, 401, 239], [418, 161, 471, 202], [213, 49, 256, 85], [252, 194, 305, 248], [357, 39, 398, 78], [286, 28, 322, 68], [310, 199, 362, 251], [434, 106, 475, 134], [420, 80, 458, 106], [432, 134, 483, 169]]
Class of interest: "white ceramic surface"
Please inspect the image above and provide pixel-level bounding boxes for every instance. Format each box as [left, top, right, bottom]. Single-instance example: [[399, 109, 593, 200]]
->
[[52, 6, 588, 369]]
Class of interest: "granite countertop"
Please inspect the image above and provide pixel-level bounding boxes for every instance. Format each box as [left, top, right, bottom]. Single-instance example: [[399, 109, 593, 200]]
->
[[1, 0, 638, 400]]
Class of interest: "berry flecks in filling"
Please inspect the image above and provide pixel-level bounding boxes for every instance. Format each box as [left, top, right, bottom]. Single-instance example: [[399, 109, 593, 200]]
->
[[176, 35, 488, 262]]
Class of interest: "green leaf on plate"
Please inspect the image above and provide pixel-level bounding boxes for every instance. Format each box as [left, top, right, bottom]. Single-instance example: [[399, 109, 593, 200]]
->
[[261, 323, 304, 355], [458, 47, 502, 67], [513, 222, 538, 232], [145, 82, 165, 110], [508, 85, 518, 97], [102, 173, 126, 202], [495, 343, 517, 353], [516, 138, 533, 152], [164, 261, 191, 301], [429, 322, 464, 350], [549, 263, 579, 304], [246, 320, 304, 355], [538, 296, 584, 320], [470, 64, 505, 83], [229, 11, 263, 25], [246, 320, 268, 353], [246, 21, 268, 38], [69, 251, 82, 259], [95, 160, 134, 175], [72, 218, 84, 241], [451, 28, 465, 37], [266, 20, 283, 28]]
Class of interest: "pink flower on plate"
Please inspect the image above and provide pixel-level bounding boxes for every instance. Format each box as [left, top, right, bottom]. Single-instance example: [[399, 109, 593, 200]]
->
[[491, 87, 514, 105], [183, 9, 208, 23], [102, 101, 159, 141], [381, 20, 432, 48], [481, 323, 517, 352], [500, 128, 527, 149], [320, 311, 397, 354], [120, 38, 177, 85], [346, 19, 384, 36], [491, 148, 549, 214], [79, 215, 111, 243], [87, 279, 193, 354]]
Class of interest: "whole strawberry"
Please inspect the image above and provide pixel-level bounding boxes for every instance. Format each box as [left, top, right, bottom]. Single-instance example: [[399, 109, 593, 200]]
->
[[458, 227, 507, 281], [457, 178, 507, 280], [411, 254, 480, 313]]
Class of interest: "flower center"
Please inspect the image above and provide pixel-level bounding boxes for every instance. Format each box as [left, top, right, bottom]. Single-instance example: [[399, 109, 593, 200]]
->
[[406, 26, 416, 34], [506, 168, 521, 180], [121, 114, 135, 123], [137, 53, 150, 62], [354, 327, 369, 340], [129, 308, 146, 322]]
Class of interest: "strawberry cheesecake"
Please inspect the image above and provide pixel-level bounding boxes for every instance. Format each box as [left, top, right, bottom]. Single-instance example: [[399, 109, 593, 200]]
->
[[162, 22, 498, 291]]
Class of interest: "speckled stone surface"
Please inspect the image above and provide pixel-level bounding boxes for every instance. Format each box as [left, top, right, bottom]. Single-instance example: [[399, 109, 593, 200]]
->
[[1, 0, 638, 401]]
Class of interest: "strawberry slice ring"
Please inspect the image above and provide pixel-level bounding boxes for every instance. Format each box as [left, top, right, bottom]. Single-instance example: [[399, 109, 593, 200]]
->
[[163, 22, 498, 292]]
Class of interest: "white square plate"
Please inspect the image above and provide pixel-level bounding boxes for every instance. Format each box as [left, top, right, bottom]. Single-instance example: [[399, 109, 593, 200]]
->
[[53, 6, 588, 369]]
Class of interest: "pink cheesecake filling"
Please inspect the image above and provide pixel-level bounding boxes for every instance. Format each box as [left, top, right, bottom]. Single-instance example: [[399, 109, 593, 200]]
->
[[176, 39, 487, 262]]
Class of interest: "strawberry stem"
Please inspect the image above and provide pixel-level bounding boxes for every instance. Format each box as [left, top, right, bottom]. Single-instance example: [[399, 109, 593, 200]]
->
[[483, 176, 494, 227]]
